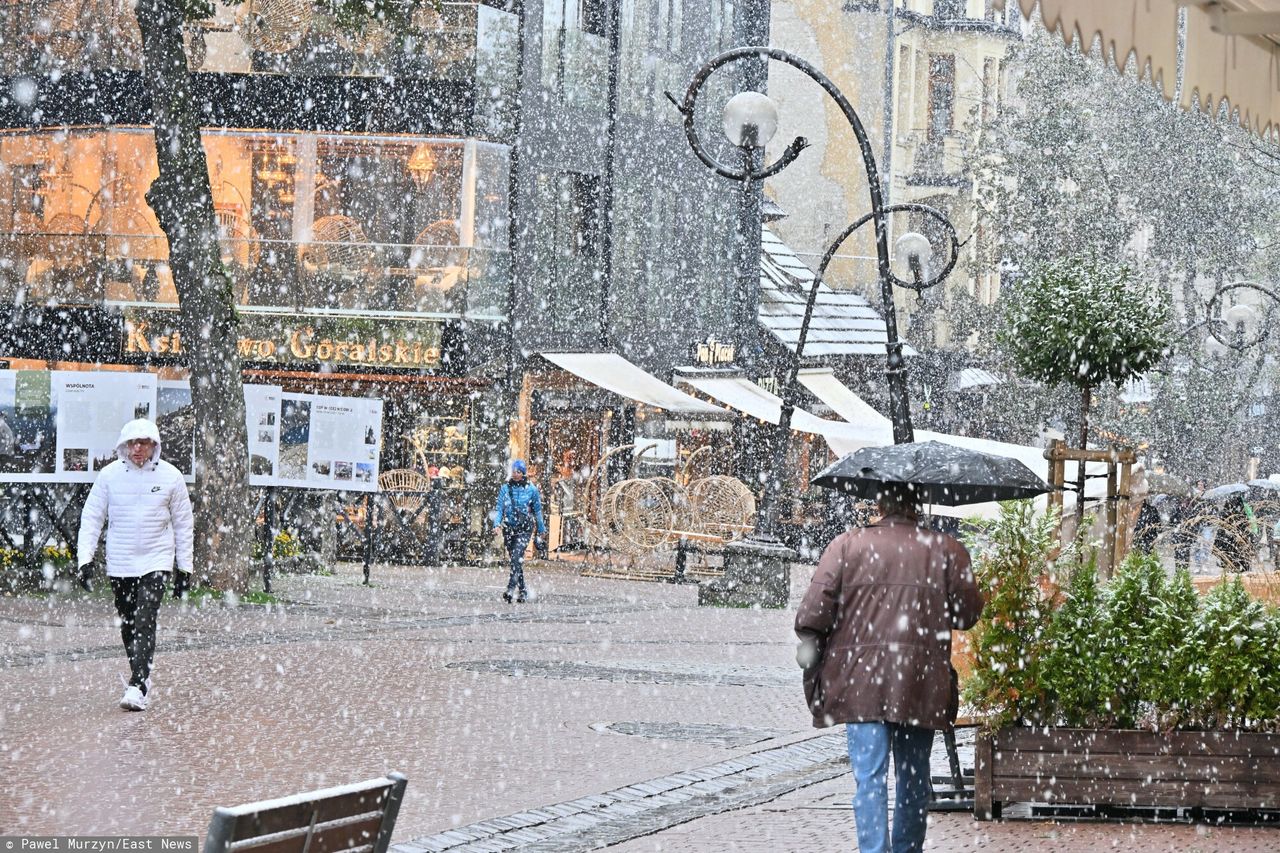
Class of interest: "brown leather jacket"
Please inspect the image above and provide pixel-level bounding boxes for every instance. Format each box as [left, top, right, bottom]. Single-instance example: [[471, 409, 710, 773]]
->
[[795, 515, 984, 731]]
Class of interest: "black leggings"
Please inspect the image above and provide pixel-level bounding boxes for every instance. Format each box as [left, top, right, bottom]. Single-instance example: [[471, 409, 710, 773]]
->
[[110, 572, 169, 690]]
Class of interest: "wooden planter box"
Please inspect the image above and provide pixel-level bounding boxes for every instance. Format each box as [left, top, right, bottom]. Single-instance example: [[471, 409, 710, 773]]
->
[[975, 726, 1280, 820]]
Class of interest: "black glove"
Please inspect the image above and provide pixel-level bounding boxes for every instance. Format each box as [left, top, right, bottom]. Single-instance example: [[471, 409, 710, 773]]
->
[[78, 562, 93, 593], [173, 571, 191, 600]]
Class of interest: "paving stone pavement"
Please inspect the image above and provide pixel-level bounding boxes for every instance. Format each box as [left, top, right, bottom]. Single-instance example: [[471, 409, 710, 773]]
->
[[1, 560, 1276, 851]]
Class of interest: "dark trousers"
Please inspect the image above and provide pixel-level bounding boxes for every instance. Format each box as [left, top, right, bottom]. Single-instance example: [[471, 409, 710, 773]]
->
[[110, 571, 169, 690], [504, 528, 531, 595]]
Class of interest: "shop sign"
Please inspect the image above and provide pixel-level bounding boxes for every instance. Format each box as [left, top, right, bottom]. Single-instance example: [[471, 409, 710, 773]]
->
[[691, 335, 735, 366], [121, 309, 443, 369], [756, 375, 778, 395]]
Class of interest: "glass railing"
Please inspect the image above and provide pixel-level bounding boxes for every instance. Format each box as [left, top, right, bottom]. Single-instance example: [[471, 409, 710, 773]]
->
[[0, 1, 501, 81], [0, 232, 510, 321]]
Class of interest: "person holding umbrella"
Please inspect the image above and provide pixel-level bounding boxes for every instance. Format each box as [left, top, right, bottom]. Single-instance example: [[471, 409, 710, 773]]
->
[[798, 440, 1030, 853]]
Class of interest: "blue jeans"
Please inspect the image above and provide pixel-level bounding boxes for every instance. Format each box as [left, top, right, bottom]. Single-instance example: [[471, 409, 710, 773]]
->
[[846, 722, 934, 853], [504, 527, 531, 595]]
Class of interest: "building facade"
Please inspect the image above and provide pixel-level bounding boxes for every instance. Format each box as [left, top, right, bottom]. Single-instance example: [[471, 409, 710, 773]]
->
[[765, 0, 1021, 432], [0, 0, 753, 559]]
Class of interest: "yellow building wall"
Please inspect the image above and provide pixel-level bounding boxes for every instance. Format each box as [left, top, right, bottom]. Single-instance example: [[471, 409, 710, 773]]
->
[[767, 0, 1018, 352]]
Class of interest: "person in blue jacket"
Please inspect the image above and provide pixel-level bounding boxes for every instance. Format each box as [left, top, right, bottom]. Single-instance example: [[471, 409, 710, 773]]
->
[[492, 459, 546, 603]]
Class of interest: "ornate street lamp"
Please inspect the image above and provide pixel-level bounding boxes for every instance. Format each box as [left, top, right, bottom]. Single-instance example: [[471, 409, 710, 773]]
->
[[1204, 281, 1279, 352], [669, 47, 960, 540]]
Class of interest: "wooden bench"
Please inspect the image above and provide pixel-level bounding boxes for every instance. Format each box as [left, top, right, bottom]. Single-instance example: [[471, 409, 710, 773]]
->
[[203, 773, 408, 853]]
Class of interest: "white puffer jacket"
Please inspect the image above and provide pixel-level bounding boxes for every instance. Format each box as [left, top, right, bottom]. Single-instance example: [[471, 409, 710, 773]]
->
[[76, 419, 194, 578]]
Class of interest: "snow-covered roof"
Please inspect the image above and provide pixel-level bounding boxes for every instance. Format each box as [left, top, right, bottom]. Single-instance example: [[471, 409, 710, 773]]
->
[[948, 367, 1004, 392], [758, 227, 917, 359]]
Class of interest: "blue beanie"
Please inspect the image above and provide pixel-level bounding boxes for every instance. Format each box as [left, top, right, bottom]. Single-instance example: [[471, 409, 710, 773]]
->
[[511, 459, 527, 475]]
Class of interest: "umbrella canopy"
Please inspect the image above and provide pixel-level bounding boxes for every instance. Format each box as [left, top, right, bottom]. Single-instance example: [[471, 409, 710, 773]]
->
[[1202, 482, 1249, 501], [811, 440, 1053, 506], [1246, 479, 1280, 499]]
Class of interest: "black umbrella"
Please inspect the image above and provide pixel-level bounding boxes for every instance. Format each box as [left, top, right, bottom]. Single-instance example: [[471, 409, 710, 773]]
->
[[811, 440, 1053, 506]]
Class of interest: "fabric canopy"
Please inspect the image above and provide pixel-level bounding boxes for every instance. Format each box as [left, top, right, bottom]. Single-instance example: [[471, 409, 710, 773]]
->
[[797, 368, 893, 430], [541, 353, 726, 416], [677, 373, 885, 446], [797, 370, 1119, 519], [1001, 0, 1280, 134]]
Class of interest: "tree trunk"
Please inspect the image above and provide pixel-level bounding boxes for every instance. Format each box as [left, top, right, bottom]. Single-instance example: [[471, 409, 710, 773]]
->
[[134, 0, 253, 593], [1075, 384, 1092, 533]]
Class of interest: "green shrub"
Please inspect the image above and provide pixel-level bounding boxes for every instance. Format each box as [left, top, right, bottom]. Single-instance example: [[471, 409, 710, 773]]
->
[[251, 530, 303, 560], [1177, 577, 1280, 730], [966, 504, 1280, 732], [1097, 550, 1168, 727], [962, 501, 1062, 728], [1041, 556, 1112, 727], [1146, 566, 1201, 728]]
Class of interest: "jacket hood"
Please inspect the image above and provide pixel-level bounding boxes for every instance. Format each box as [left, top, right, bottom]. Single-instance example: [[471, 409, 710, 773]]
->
[[115, 418, 162, 466]]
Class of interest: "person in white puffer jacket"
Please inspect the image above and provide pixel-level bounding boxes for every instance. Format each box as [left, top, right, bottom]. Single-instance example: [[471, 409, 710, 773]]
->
[[77, 418, 194, 712]]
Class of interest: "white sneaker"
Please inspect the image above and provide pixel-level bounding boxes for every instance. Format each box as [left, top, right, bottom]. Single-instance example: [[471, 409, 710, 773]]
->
[[119, 677, 151, 712]]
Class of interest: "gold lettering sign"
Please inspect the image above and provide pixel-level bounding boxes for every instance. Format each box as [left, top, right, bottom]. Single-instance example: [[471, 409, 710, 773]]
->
[[693, 336, 735, 366], [123, 315, 442, 368]]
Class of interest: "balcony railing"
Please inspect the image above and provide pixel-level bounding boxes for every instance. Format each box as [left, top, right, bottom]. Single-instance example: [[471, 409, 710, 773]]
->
[[0, 231, 510, 322], [0, 1, 504, 78]]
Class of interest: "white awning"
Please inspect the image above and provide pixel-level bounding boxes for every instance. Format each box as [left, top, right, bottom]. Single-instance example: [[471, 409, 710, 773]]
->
[[677, 373, 886, 449], [541, 353, 727, 416], [796, 368, 893, 431]]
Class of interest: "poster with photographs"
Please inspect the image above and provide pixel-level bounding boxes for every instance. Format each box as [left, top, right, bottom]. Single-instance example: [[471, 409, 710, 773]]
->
[[52, 371, 158, 483], [274, 392, 382, 492], [244, 384, 282, 487], [157, 380, 196, 483], [0, 370, 58, 481]]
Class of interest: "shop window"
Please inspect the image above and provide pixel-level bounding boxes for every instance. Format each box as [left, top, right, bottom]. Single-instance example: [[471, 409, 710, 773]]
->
[[250, 145, 297, 240], [9, 164, 44, 231], [1, 128, 498, 315]]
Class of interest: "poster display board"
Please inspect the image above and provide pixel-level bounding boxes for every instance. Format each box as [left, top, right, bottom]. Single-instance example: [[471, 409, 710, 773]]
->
[[0, 369, 156, 483], [275, 392, 382, 491], [55, 372, 159, 483], [244, 384, 282, 487], [0, 370, 56, 481], [1, 370, 382, 491], [157, 379, 196, 482]]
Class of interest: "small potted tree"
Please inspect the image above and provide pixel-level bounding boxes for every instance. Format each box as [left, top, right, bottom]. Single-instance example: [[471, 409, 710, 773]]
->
[[998, 257, 1171, 531]]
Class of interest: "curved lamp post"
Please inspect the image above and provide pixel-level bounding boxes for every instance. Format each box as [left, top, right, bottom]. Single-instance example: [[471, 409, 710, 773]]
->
[[668, 47, 960, 539], [1203, 281, 1279, 352], [1164, 280, 1280, 356]]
